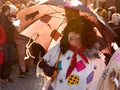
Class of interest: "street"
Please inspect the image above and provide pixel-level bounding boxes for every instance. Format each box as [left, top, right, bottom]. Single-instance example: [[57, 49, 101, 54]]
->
[[0, 65, 44, 90]]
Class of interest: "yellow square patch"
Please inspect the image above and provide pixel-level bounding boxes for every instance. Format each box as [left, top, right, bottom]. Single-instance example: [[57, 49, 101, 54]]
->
[[67, 75, 79, 85]]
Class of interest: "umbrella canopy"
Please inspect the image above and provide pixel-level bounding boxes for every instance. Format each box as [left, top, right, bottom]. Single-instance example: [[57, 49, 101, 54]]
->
[[18, 3, 66, 50], [20, 14, 66, 50], [17, 0, 116, 52]]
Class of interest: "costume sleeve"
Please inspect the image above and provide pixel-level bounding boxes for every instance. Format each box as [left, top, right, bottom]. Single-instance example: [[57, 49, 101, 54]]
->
[[0, 25, 6, 45], [43, 44, 60, 66], [36, 44, 60, 77]]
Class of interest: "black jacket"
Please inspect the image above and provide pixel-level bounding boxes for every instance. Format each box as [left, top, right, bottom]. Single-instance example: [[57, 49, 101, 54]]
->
[[0, 12, 15, 44]]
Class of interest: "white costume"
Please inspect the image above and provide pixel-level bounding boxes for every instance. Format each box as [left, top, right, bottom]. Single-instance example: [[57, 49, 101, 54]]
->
[[37, 44, 106, 90]]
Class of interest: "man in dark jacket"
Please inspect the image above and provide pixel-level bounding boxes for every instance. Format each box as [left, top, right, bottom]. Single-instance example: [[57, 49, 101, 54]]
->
[[0, 4, 15, 82]]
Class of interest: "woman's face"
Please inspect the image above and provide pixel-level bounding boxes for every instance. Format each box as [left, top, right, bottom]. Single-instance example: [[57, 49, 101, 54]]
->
[[68, 31, 82, 48], [112, 14, 120, 25]]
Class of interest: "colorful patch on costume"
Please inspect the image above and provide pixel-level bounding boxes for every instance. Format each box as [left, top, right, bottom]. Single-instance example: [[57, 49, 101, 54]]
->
[[102, 68, 109, 80], [86, 71, 94, 84], [75, 60, 86, 72], [67, 75, 79, 85], [113, 52, 120, 63], [58, 61, 62, 70]]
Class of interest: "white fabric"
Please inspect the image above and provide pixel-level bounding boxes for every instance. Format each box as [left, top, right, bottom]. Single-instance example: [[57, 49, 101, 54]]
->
[[36, 44, 106, 90]]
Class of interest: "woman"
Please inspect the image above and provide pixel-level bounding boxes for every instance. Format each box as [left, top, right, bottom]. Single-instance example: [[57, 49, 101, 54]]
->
[[37, 16, 106, 90], [97, 48, 120, 90]]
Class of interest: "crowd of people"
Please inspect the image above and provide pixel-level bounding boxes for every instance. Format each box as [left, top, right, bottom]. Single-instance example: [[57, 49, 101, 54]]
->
[[0, 0, 46, 82], [95, 6, 120, 50], [0, 0, 120, 90]]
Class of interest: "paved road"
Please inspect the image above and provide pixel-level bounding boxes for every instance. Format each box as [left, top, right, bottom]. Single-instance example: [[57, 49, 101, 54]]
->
[[0, 65, 44, 90]]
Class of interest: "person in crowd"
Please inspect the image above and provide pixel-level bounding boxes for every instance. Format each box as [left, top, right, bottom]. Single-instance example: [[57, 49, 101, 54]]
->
[[108, 13, 120, 27], [95, 8, 108, 21], [0, 1, 3, 7], [97, 48, 120, 90], [26, 0, 36, 7], [37, 16, 106, 90], [19, 0, 29, 5], [108, 13, 120, 54], [14, 4, 34, 78], [107, 6, 117, 22], [4, 0, 18, 19], [0, 4, 15, 82], [17, 3, 26, 10], [0, 24, 6, 80]]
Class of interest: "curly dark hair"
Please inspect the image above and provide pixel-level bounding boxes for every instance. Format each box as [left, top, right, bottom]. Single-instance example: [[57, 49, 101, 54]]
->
[[60, 16, 97, 54]]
